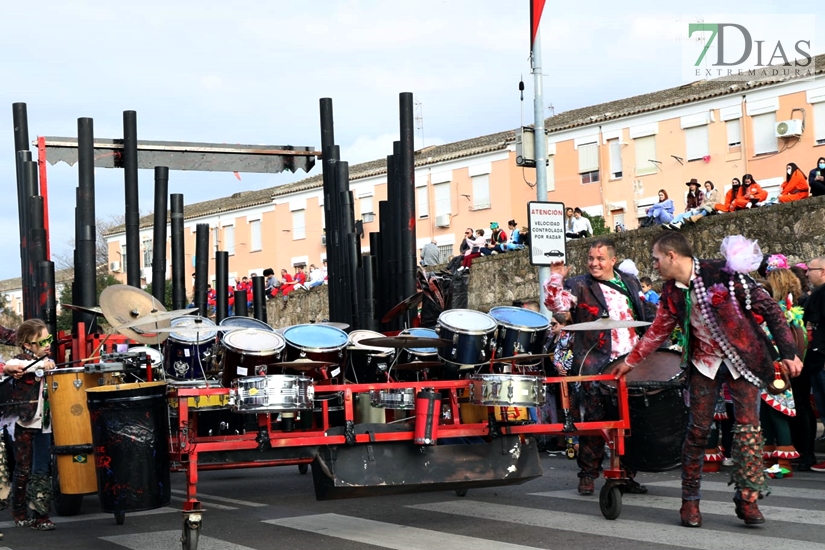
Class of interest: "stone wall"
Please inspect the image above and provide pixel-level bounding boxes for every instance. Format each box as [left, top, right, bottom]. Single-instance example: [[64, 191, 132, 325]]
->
[[276, 196, 825, 321]]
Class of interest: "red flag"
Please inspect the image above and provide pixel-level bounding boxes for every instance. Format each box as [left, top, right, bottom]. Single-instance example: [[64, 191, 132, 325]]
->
[[530, 0, 546, 48]]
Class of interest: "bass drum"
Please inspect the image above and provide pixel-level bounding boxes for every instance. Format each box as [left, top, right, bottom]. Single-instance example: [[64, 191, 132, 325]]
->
[[600, 349, 687, 472]]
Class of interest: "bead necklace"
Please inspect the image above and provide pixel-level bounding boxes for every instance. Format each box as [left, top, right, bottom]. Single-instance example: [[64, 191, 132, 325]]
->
[[690, 258, 763, 388]]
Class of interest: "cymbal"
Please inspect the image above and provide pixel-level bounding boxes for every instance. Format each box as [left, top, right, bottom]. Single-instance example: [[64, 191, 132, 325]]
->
[[381, 291, 424, 324], [393, 361, 443, 371], [62, 304, 104, 316], [494, 353, 554, 363], [114, 308, 199, 330], [99, 285, 171, 344], [271, 360, 336, 371], [563, 318, 651, 332], [360, 336, 451, 349], [152, 326, 233, 334]]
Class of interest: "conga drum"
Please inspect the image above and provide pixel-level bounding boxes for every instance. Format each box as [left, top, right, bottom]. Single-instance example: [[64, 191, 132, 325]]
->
[[46, 367, 112, 495], [600, 349, 687, 472]]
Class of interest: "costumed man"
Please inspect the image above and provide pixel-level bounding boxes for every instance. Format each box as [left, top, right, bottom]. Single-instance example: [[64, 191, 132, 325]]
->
[[612, 232, 803, 528], [543, 238, 651, 496]]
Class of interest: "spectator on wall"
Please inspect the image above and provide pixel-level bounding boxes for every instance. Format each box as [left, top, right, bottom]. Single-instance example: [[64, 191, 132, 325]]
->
[[809, 157, 825, 197]]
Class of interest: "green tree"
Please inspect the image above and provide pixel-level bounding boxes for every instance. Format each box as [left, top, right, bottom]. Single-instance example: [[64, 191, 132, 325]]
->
[[142, 281, 174, 311], [57, 273, 122, 333], [581, 212, 610, 236]]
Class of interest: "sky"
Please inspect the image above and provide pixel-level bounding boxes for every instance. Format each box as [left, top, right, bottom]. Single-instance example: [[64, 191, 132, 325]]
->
[[0, 0, 822, 281]]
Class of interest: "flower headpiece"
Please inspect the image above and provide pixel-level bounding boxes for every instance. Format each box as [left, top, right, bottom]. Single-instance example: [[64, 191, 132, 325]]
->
[[720, 235, 763, 274], [765, 254, 789, 272], [617, 259, 639, 277]]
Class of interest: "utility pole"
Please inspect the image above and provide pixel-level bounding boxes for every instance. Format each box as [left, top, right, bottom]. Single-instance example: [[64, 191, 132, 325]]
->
[[532, 27, 551, 318]]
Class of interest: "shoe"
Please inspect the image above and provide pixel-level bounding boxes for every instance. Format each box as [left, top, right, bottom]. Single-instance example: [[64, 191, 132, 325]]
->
[[722, 457, 734, 467], [680, 499, 702, 528], [30, 517, 55, 531], [625, 478, 648, 494], [662, 223, 673, 230], [734, 497, 765, 525], [809, 460, 825, 472], [14, 518, 33, 527], [577, 476, 595, 495], [670, 221, 683, 230]]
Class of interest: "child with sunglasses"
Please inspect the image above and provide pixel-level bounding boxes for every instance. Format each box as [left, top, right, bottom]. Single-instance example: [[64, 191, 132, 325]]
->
[[2, 319, 57, 531]]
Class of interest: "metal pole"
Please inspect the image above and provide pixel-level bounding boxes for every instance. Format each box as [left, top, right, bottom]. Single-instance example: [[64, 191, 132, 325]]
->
[[194, 224, 209, 317], [170, 193, 186, 309], [251, 276, 266, 323], [215, 251, 228, 323], [77, 117, 97, 331], [152, 166, 169, 304], [123, 111, 141, 287], [532, 28, 551, 318]]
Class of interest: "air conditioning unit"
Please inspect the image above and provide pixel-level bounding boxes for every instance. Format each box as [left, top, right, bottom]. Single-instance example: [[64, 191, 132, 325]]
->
[[321, 235, 326, 246], [435, 214, 451, 228], [775, 119, 803, 138], [109, 261, 121, 272]]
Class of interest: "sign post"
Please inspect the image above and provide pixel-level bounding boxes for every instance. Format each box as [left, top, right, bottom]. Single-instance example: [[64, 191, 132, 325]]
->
[[527, 201, 566, 266]]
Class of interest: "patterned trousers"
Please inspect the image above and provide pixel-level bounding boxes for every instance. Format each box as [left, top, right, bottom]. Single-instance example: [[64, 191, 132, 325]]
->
[[682, 364, 766, 502]]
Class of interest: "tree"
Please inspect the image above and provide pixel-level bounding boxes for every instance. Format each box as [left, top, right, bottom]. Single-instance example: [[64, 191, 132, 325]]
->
[[581, 212, 610, 236], [53, 214, 129, 271], [142, 281, 174, 311], [56, 273, 122, 333]]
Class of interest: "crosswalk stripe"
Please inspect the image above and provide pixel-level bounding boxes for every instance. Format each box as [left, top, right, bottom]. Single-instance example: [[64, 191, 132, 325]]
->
[[170, 495, 237, 510], [646, 480, 824, 500], [102, 530, 257, 550], [410, 500, 825, 550], [531, 490, 824, 525], [0, 507, 174, 529], [266, 512, 546, 550], [170, 489, 266, 508]]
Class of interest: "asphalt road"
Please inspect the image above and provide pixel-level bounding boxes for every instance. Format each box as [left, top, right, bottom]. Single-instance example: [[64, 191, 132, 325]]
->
[[3, 449, 825, 550]]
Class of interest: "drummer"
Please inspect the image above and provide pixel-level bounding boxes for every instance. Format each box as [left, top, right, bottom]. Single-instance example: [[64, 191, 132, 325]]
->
[[543, 237, 652, 497]]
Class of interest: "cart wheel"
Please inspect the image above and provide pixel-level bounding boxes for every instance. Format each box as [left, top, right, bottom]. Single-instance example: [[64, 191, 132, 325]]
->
[[599, 484, 622, 520], [115, 510, 126, 525], [182, 516, 201, 550], [455, 488, 468, 497], [52, 456, 84, 516], [298, 463, 309, 475]]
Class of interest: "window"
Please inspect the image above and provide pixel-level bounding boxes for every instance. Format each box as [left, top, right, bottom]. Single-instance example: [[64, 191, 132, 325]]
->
[[815, 102, 825, 145], [578, 142, 599, 183], [360, 195, 373, 217], [752, 112, 778, 155], [417, 185, 429, 218], [685, 126, 709, 161], [471, 174, 490, 209], [634, 135, 657, 176], [224, 225, 235, 255], [434, 182, 451, 217], [292, 209, 306, 240], [250, 220, 262, 251], [120, 244, 127, 270], [608, 139, 623, 179], [142, 240, 152, 268], [437, 244, 452, 263], [726, 119, 742, 147]]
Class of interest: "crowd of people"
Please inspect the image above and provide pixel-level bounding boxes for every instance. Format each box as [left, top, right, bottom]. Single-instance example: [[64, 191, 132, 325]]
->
[[440, 220, 530, 272]]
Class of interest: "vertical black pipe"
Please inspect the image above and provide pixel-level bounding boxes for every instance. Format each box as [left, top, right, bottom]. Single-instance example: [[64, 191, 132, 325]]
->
[[369, 232, 382, 327], [151, 166, 169, 304], [76, 224, 98, 333], [234, 290, 249, 318], [170, 193, 186, 309], [37, 261, 56, 349], [319, 98, 336, 155], [194, 224, 209, 317], [76, 118, 97, 332], [399, 93, 417, 300], [22, 160, 39, 318], [335, 163, 355, 327], [322, 146, 342, 321], [14, 103, 32, 316], [29, 194, 46, 321], [251, 275, 266, 323], [360, 255, 376, 331], [378, 201, 393, 331], [12, 103, 29, 155], [215, 251, 228, 323], [123, 111, 141, 288]]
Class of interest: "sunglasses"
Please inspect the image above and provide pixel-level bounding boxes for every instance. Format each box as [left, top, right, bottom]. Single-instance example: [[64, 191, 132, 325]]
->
[[30, 334, 53, 347], [551, 322, 560, 327]]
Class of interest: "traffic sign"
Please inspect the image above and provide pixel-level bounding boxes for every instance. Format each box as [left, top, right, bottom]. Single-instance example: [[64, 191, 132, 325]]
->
[[527, 201, 566, 266]]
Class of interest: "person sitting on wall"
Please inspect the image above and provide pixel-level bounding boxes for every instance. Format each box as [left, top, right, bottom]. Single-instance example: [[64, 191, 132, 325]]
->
[[645, 189, 675, 225], [306, 264, 325, 289], [808, 157, 825, 197], [733, 174, 767, 209], [488, 222, 508, 253], [778, 163, 810, 203], [459, 229, 487, 271], [505, 219, 526, 250], [664, 179, 709, 229], [714, 178, 744, 212], [565, 207, 593, 239]]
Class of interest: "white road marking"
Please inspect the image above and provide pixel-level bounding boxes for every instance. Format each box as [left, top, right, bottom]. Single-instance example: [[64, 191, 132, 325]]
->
[[170, 489, 266, 508], [0, 507, 174, 529], [102, 530, 258, 550], [645, 480, 825, 500]]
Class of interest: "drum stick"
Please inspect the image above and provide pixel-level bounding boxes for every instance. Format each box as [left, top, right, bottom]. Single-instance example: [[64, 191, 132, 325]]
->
[[0, 355, 47, 385]]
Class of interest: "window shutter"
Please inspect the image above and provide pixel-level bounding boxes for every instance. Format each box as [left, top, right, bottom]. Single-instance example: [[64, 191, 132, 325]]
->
[[578, 143, 599, 173]]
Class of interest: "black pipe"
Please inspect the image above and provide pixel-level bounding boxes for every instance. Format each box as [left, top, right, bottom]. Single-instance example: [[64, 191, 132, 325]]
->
[[322, 145, 341, 321], [22, 160, 40, 318], [123, 111, 141, 288], [252, 275, 266, 323], [76, 118, 97, 333], [319, 98, 336, 156], [29, 194, 46, 322], [170, 193, 186, 309], [398, 93, 417, 300], [75, 224, 98, 334], [368, 232, 381, 327], [234, 290, 249, 318], [37, 261, 56, 351], [377, 201, 394, 331], [12, 103, 29, 155], [194, 224, 209, 317], [215, 251, 228, 323], [151, 166, 169, 304]]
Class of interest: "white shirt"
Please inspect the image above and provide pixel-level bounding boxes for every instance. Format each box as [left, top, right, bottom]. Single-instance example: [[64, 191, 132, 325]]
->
[[308, 268, 324, 284], [570, 216, 593, 235]]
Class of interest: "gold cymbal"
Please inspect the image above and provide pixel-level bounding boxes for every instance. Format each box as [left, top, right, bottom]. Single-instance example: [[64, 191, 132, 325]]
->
[[100, 285, 174, 344], [62, 304, 105, 316]]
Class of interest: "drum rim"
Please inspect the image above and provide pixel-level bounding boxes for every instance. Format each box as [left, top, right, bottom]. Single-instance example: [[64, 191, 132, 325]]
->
[[231, 373, 312, 386], [283, 323, 349, 352], [169, 317, 218, 343], [348, 329, 395, 354], [46, 366, 89, 375], [437, 309, 498, 334], [489, 306, 550, 331], [218, 316, 275, 331], [128, 346, 164, 366], [469, 373, 545, 382], [221, 328, 286, 355]]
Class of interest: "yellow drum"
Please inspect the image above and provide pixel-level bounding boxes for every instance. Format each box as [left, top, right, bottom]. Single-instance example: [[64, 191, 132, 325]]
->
[[459, 403, 529, 424], [46, 367, 112, 495], [168, 380, 230, 410]]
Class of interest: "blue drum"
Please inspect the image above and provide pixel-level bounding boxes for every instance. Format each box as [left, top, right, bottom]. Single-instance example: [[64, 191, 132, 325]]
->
[[489, 306, 550, 361], [164, 317, 217, 380], [282, 324, 349, 382], [398, 328, 439, 364], [435, 309, 497, 368]]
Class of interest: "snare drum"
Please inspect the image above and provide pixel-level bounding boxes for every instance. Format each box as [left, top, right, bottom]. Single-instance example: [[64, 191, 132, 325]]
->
[[164, 317, 217, 380], [369, 388, 416, 410], [435, 309, 497, 367], [489, 306, 550, 361], [230, 375, 313, 412], [282, 324, 348, 382], [347, 330, 394, 383], [468, 373, 545, 407], [600, 349, 687, 472], [219, 329, 286, 388]]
